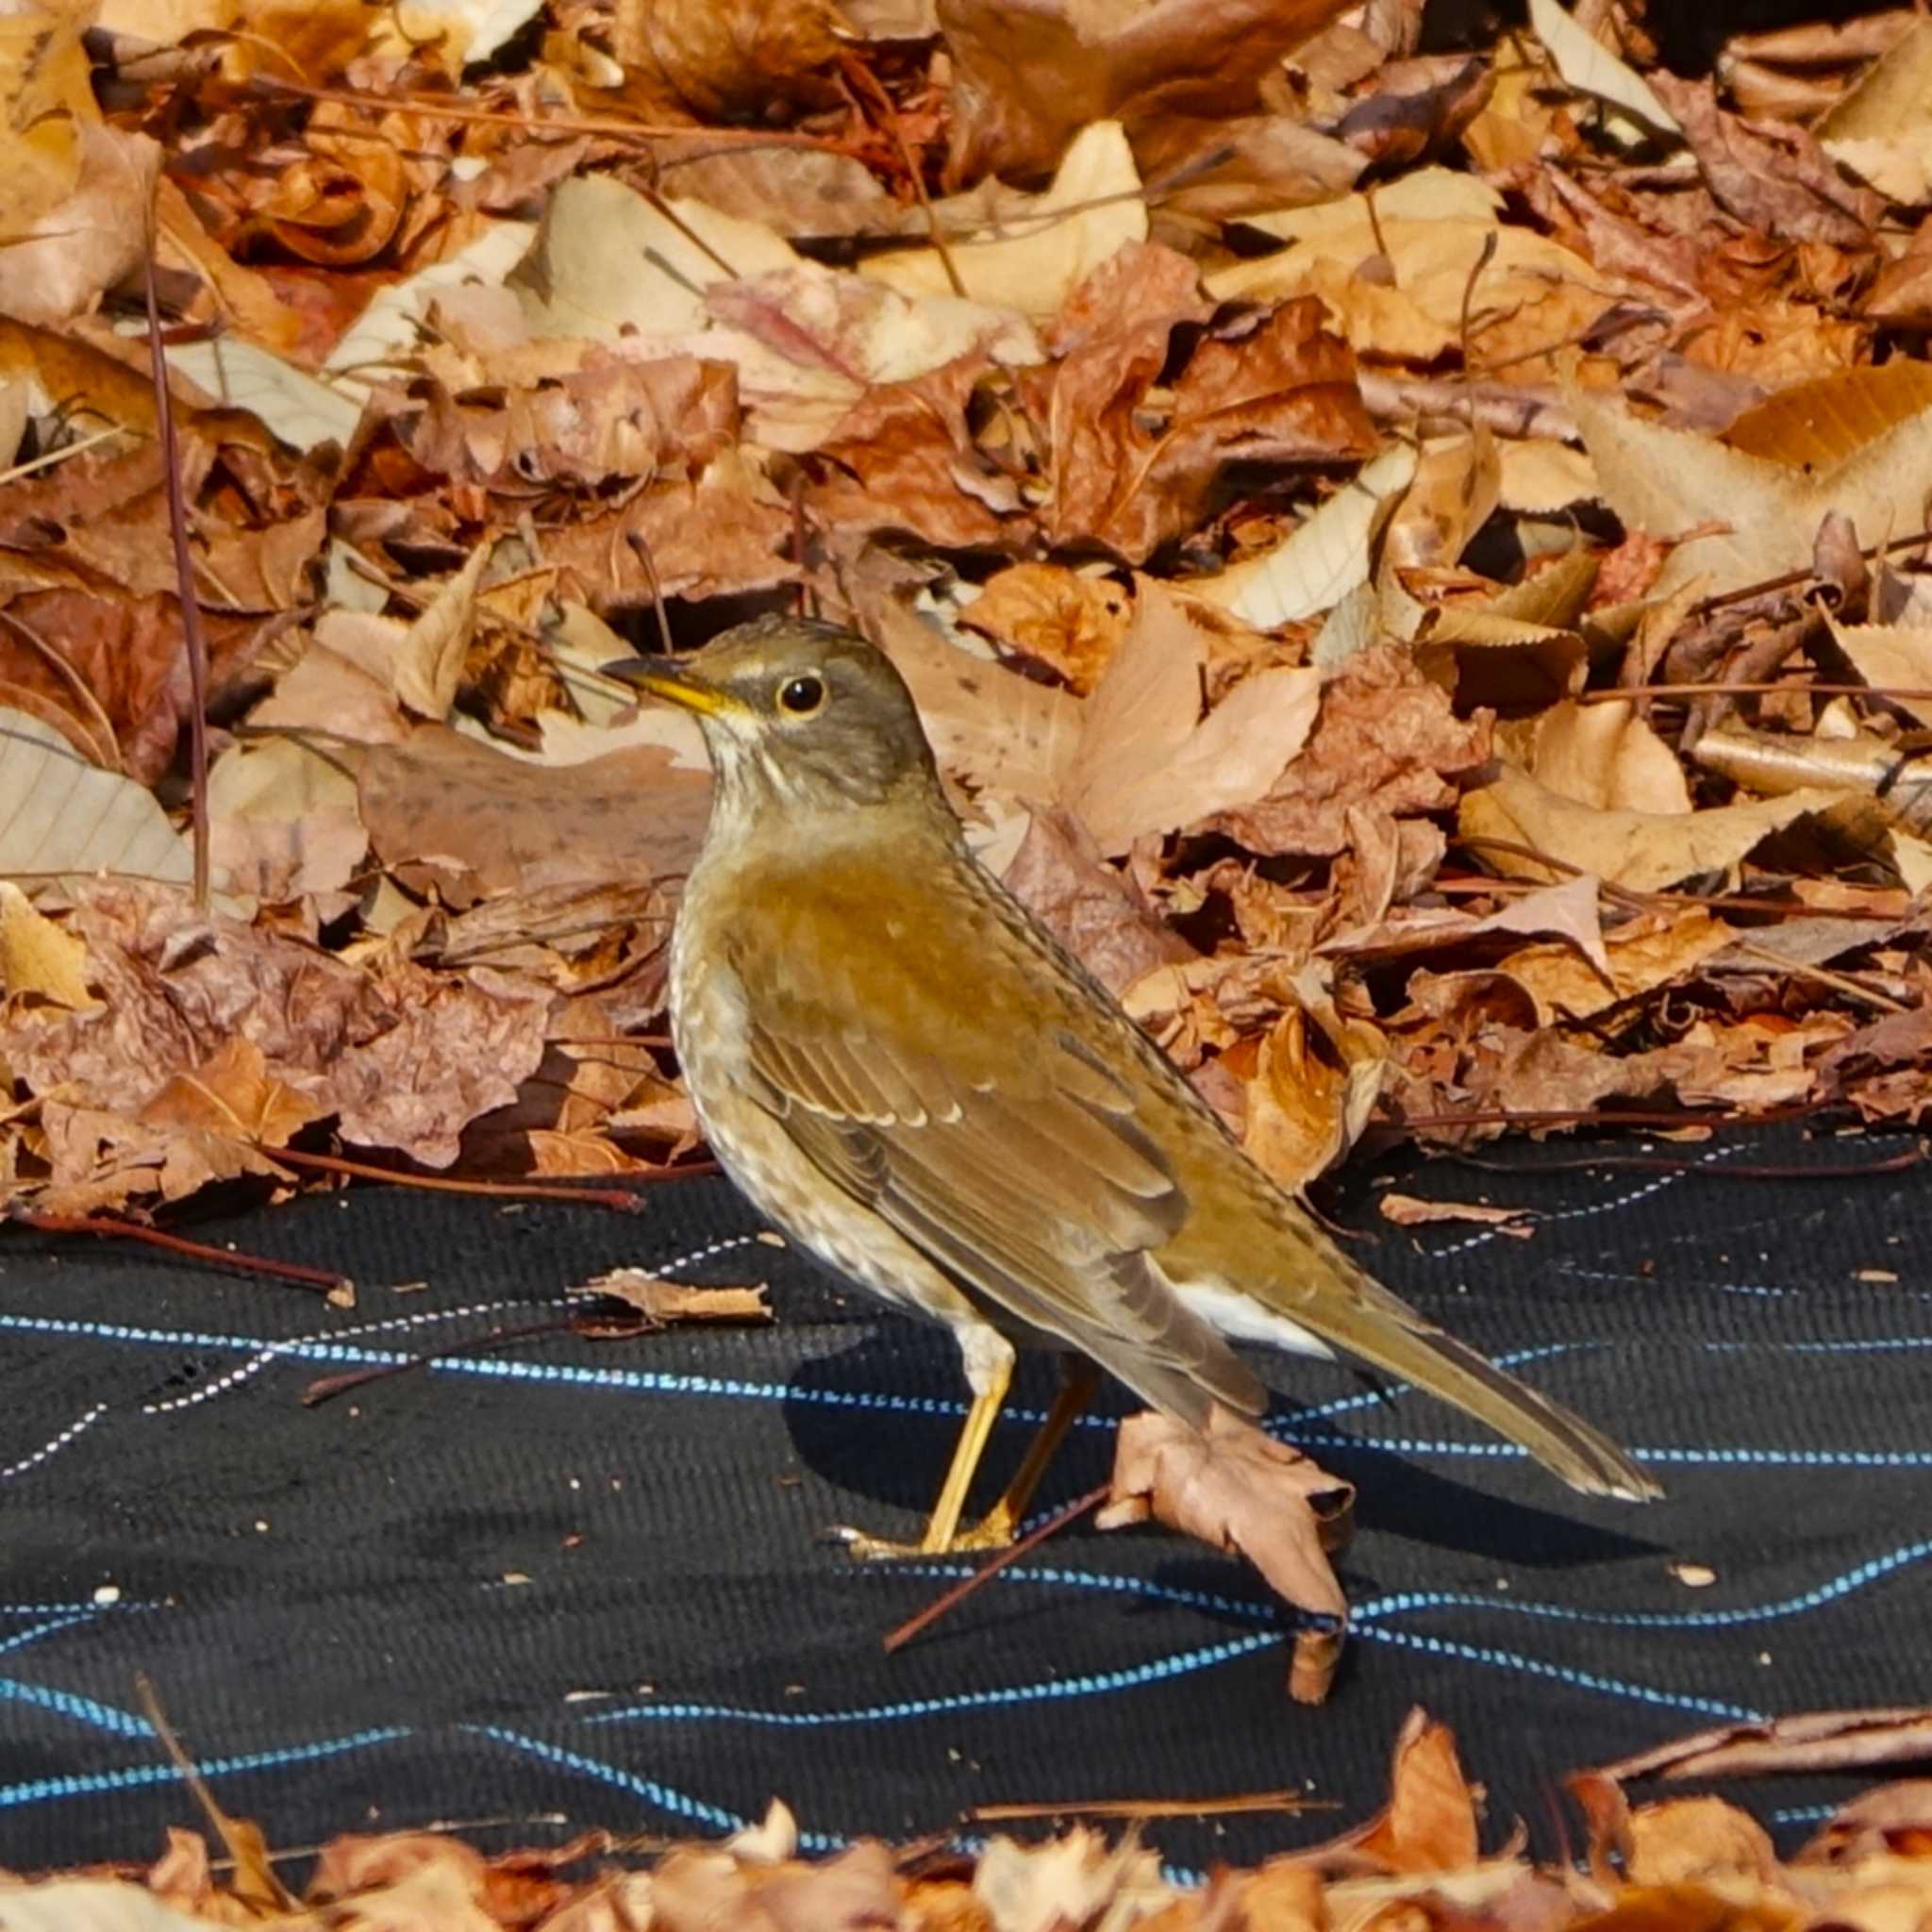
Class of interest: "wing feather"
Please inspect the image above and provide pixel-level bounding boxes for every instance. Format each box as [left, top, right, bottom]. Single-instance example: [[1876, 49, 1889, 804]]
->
[[727, 874, 1263, 1422]]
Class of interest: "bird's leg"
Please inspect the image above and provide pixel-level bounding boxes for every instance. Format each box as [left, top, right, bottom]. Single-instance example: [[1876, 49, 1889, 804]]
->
[[836, 1333, 1014, 1561], [946, 1357, 1100, 1554]]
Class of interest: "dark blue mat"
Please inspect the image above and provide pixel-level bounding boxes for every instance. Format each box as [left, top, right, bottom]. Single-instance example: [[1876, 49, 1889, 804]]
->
[[2, 1124, 1927, 1874]]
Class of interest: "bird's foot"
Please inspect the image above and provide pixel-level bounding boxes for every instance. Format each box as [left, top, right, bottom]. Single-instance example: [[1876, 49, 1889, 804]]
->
[[826, 1506, 1019, 1562]]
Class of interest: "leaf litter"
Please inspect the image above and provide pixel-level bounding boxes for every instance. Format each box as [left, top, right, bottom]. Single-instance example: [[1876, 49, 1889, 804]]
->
[[9, 1707, 1932, 1927], [1, 0, 1931, 1813]]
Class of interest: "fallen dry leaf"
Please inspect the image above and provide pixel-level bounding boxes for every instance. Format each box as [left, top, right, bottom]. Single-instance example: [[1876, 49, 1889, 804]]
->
[[574, 1270, 772, 1325], [1098, 1406, 1355, 1702]]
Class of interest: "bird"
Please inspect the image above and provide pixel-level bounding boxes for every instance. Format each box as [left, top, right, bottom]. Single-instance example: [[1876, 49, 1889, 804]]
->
[[607, 614, 1660, 1557]]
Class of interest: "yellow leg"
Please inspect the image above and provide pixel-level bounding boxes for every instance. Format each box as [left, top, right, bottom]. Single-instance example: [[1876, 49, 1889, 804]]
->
[[839, 1356, 1099, 1561], [947, 1357, 1100, 1553], [839, 1352, 1012, 1562]]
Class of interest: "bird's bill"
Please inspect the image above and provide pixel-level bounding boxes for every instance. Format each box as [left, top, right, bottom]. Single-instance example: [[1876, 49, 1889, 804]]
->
[[602, 656, 742, 719]]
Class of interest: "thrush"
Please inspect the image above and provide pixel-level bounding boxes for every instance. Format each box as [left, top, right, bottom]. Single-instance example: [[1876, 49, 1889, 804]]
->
[[609, 616, 1660, 1557]]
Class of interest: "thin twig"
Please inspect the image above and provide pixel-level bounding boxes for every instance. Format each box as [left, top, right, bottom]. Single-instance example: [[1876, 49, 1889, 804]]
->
[[882, 1487, 1108, 1655], [840, 53, 965, 298], [246, 76, 853, 151], [302, 1317, 592, 1407], [142, 224, 210, 909], [971, 1790, 1341, 1824], [12, 1209, 351, 1296], [265, 1143, 680, 1208], [1585, 681, 1932, 706]]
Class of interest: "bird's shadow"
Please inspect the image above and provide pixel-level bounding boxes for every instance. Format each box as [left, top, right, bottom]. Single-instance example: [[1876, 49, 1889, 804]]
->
[[780, 1324, 1663, 1592]]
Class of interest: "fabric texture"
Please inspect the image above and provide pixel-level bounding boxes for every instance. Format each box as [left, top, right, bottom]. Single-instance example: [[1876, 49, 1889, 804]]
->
[[2, 1124, 1927, 1876]]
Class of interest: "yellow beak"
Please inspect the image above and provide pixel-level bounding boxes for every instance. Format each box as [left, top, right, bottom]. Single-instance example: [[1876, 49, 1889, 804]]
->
[[602, 656, 740, 719]]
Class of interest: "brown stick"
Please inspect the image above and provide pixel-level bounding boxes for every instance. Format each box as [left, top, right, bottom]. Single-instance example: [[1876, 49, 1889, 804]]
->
[[882, 1487, 1108, 1655], [141, 228, 209, 909], [265, 1144, 691, 1208], [12, 1210, 350, 1295]]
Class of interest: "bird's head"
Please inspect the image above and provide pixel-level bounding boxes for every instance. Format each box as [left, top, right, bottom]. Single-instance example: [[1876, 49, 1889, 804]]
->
[[605, 616, 941, 815]]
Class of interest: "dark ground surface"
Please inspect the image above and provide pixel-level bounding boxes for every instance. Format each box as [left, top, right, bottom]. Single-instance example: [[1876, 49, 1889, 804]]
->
[[3, 1121, 1928, 1879]]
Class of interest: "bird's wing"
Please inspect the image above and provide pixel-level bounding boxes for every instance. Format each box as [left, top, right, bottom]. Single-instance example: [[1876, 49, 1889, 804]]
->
[[724, 868, 1264, 1424]]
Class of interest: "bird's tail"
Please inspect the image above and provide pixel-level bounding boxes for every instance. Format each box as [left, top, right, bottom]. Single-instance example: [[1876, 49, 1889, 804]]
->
[[1274, 1244, 1661, 1502]]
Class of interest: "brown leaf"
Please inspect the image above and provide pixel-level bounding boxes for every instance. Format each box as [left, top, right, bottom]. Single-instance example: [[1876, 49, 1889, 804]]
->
[[808, 355, 1025, 554], [2, 882, 553, 1174], [1020, 281, 1375, 561], [999, 804, 1195, 996], [141, 1037, 325, 1148], [1590, 1709, 1932, 1784], [350, 726, 711, 900], [1210, 645, 1491, 858], [1379, 1192, 1535, 1231], [1649, 73, 1883, 249], [1098, 1407, 1354, 1700], [1459, 766, 1840, 893], [1357, 1709, 1483, 1874], [575, 1270, 772, 1324], [1068, 581, 1323, 855], [938, 0, 1354, 183], [960, 564, 1131, 695], [612, 0, 845, 122]]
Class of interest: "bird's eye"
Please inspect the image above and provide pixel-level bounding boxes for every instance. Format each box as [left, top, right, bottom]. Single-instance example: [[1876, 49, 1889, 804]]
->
[[776, 674, 825, 716]]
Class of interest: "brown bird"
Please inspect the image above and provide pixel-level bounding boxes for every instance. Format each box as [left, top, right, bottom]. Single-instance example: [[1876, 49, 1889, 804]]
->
[[609, 616, 1659, 1557]]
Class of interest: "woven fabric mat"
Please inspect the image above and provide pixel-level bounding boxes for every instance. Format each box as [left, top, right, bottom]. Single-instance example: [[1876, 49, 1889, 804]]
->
[[3, 1124, 1927, 1874]]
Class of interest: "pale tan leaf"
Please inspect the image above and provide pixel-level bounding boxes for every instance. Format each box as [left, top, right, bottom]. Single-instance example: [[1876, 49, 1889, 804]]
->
[[861, 121, 1146, 319], [0, 1882, 209, 1932], [1830, 618, 1932, 725], [0, 709, 192, 887], [514, 175, 798, 343], [1070, 585, 1322, 854], [163, 338, 361, 454], [1380, 1192, 1535, 1230], [1500, 697, 1692, 814], [393, 544, 492, 722], [1573, 389, 1932, 599], [1460, 765, 1839, 891], [1193, 445, 1419, 629], [1527, 0, 1683, 143], [576, 1269, 771, 1323]]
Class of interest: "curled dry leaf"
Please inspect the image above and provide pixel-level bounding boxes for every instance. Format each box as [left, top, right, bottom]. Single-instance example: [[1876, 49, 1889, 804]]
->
[[1098, 1406, 1354, 1702], [575, 1270, 771, 1325], [1209, 645, 1491, 859], [1379, 1192, 1535, 1232], [1589, 1708, 1932, 1785]]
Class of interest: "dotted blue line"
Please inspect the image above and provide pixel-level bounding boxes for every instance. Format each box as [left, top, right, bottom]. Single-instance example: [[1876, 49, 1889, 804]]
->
[[0, 1727, 410, 1809], [1357, 1540, 1932, 1631], [467, 1726, 846, 1854], [585, 1629, 1286, 1732], [6, 1314, 1925, 1468], [0, 1677, 152, 1740], [464, 1726, 750, 1832], [0, 1615, 95, 1657], [1354, 1625, 1766, 1723]]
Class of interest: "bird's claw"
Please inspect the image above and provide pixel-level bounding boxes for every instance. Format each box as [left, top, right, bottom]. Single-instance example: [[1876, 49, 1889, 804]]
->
[[824, 1509, 1020, 1562]]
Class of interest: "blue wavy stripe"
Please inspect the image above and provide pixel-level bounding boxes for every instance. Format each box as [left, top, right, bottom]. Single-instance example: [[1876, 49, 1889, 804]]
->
[[0, 1679, 152, 1740], [3, 1314, 1924, 1469], [1356, 1540, 1932, 1630], [0, 1727, 410, 1809], [1353, 1625, 1766, 1722], [586, 1629, 1286, 1731]]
